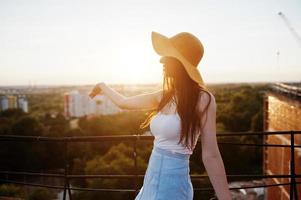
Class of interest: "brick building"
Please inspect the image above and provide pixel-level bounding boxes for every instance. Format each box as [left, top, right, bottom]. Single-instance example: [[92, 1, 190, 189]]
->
[[263, 82, 301, 199]]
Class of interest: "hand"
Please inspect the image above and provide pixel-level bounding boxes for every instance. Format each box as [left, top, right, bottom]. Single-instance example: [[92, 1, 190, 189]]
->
[[89, 82, 105, 99]]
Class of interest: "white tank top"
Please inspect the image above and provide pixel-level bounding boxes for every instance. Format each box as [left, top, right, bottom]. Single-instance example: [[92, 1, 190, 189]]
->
[[149, 96, 200, 155]]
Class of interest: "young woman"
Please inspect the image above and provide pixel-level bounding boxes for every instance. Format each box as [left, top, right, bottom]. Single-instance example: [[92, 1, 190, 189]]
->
[[89, 31, 232, 200]]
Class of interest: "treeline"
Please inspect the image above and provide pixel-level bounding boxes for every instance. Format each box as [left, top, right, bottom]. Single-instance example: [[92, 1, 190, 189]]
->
[[0, 83, 267, 200]]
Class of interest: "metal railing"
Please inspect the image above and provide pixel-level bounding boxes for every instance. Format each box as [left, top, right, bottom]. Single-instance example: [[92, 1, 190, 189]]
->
[[0, 130, 300, 199]]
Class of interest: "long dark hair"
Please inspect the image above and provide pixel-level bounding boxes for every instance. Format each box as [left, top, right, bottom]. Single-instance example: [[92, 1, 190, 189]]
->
[[140, 57, 212, 151]]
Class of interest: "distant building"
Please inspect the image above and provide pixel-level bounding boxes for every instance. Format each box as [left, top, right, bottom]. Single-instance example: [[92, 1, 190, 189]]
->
[[17, 95, 28, 113], [63, 90, 123, 118], [263, 82, 301, 200], [0, 95, 9, 111], [0, 94, 28, 113], [7, 95, 17, 109]]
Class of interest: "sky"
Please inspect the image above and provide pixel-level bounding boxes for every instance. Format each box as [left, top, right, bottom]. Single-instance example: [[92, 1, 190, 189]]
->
[[0, 0, 300, 86]]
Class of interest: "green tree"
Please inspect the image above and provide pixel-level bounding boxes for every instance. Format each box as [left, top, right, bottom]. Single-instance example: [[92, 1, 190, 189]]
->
[[72, 142, 149, 200]]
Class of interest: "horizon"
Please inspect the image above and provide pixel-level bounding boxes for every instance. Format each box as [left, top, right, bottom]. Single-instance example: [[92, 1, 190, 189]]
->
[[0, 80, 298, 89]]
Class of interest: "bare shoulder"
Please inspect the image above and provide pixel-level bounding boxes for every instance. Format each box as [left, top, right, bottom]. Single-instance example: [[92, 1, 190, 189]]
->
[[197, 91, 216, 113]]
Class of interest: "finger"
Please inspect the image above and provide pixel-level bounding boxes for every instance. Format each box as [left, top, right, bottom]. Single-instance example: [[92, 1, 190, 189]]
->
[[89, 86, 102, 98]]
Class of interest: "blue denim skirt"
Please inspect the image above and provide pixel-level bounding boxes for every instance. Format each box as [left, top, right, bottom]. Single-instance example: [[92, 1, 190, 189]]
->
[[135, 146, 193, 200]]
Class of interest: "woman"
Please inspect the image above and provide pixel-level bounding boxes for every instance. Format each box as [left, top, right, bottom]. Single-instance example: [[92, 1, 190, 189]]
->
[[89, 31, 232, 200]]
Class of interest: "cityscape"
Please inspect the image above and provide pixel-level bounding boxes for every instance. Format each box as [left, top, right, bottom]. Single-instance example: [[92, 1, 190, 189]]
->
[[0, 0, 300, 200]]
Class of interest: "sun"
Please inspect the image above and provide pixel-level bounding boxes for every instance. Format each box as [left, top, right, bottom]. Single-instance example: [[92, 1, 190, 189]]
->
[[111, 44, 162, 84]]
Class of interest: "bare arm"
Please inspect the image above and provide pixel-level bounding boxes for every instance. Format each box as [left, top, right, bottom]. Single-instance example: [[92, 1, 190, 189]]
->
[[92, 82, 162, 110], [198, 92, 232, 200]]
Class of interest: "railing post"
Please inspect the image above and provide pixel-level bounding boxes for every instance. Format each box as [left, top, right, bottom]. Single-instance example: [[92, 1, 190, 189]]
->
[[133, 133, 140, 197], [290, 130, 298, 200], [67, 141, 72, 200], [62, 140, 72, 200], [63, 140, 67, 200]]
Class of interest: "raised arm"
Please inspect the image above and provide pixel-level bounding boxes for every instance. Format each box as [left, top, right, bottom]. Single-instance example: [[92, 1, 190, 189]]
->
[[91, 82, 162, 110], [198, 92, 232, 200]]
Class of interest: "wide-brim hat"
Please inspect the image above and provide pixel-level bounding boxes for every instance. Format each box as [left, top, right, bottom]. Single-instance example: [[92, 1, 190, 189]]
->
[[151, 31, 205, 86]]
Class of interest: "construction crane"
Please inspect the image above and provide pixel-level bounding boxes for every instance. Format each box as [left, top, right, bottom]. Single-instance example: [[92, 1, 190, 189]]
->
[[278, 11, 301, 48]]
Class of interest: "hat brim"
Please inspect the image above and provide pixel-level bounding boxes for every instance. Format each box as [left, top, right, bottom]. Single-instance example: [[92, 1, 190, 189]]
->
[[151, 31, 205, 86]]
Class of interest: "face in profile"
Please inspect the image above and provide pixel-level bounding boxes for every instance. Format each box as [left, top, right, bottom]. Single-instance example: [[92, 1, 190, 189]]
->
[[160, 56, 183, 78]]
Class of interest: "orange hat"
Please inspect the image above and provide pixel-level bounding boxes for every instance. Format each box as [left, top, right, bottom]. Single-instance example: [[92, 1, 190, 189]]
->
[[151, 31, 205, 86]]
